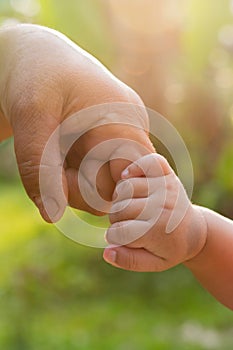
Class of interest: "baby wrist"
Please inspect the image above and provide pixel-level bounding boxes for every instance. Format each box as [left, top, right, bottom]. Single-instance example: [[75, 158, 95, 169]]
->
[[184, 205, 208, 263]]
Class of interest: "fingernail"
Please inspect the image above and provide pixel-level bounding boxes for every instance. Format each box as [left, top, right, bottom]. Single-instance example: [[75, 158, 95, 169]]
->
[[105, 249, 117, 263], [121, 169, 129, 178]]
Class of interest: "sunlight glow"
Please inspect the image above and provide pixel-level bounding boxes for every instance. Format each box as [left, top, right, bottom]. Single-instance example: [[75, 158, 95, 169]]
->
[[215, 68, 233, 89], [218, 25, 233, 49], [165, 84, 185, 104], [10, 0, 40, 17], [209, 49, 229, 68], [108, 0, 184, 35]]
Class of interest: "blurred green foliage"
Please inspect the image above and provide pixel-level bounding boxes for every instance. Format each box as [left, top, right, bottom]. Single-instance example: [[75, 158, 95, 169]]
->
[[1, 184, 233, 350], [1, 0, 233, 349]]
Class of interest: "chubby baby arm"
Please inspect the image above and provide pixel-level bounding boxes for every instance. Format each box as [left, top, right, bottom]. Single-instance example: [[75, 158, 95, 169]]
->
[[104, 153, 233, 310], [104, 153, 207, 271], [184, 208, 233, 310]]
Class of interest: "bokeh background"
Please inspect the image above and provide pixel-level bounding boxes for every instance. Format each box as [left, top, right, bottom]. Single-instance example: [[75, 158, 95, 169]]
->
[[1, 0, 233, 349]]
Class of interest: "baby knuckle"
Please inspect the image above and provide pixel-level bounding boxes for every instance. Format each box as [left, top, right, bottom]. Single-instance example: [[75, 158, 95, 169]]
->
[[165, 173, 175, 187], [115, 180, 133, 200], [111, 201, 125, 214], [116, 180, 131, 197]]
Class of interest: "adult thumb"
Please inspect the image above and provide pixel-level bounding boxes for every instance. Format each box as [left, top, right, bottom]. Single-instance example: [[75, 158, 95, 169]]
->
[[13, 112, 68, 223]]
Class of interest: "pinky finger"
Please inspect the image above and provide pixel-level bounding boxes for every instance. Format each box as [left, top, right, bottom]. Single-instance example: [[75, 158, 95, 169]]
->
[[103, 246, 168, 272]]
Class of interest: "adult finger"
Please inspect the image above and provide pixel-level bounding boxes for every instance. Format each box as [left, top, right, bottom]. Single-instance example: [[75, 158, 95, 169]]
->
[[65, 166, 112, 216], [13, 111, 68, 223]]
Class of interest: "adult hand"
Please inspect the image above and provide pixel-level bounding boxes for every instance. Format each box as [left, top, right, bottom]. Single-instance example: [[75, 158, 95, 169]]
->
[[0, 24, 154, 222]]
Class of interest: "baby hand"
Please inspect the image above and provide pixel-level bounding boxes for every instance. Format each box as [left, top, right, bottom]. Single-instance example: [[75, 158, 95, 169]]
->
[[104, 154, 207, 271]]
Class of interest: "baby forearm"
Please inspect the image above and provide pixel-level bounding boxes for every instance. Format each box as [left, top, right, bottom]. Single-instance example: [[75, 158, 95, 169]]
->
[[184, 206, 233, 310]]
